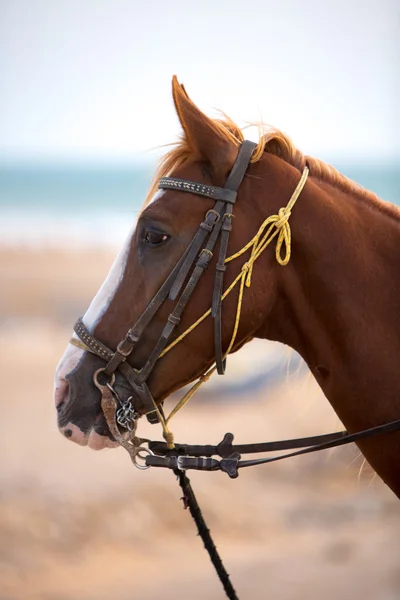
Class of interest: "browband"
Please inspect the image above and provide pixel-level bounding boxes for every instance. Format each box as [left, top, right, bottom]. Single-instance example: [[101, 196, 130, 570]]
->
[[158, 177, 238, 202]]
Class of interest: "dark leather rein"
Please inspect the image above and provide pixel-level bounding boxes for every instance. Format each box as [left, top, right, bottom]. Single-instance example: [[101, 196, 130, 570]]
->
[[72, 139, 400, 600]]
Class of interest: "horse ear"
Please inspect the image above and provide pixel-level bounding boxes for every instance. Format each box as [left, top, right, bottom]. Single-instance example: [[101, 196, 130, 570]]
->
[[171, 75, 238, 184]]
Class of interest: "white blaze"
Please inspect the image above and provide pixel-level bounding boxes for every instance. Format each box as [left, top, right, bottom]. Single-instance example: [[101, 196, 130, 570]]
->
[[54, 225, 134, 404], [147, 188, 165, 205], [54, 189, 166, 408]]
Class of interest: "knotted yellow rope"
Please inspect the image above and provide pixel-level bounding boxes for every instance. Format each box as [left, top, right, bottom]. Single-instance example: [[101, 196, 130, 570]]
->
[[156, 166, 309, 446]]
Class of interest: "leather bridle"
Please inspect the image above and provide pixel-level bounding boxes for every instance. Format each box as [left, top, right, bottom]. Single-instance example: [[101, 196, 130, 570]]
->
[[72, 138, 400, 457], [73, 140, 257, 425]]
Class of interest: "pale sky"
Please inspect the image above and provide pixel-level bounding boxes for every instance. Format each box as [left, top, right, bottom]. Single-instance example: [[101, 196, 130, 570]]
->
[[1, 0, 399, 163]]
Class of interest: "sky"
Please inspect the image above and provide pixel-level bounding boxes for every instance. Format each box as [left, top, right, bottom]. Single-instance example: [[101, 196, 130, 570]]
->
[[1, 0, 399, 163]]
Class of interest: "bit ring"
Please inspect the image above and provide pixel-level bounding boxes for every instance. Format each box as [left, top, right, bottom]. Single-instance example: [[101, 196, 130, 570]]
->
[[93, 368, 115, 391], [133, 447, 153, 470]]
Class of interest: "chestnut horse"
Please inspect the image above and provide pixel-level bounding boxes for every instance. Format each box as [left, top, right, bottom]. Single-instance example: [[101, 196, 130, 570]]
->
[[55, 76, 400, 498]]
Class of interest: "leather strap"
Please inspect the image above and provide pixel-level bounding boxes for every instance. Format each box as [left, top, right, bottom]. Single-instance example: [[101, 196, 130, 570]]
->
[[136, 234, 219, 383], [146, 418, 400, 478], [223, 141, 258, 191], [169, 202, 225, 301], [148, 430, 349, 458], [158, 177, 237, 203], [212, 141, 257, 374]]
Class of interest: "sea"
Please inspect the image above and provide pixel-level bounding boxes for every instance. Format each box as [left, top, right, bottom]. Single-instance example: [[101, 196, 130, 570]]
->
[[0, 161, 399, 248]]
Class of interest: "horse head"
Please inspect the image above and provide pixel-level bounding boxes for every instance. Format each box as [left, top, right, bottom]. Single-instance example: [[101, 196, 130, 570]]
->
[[54, 77, 292, 449]]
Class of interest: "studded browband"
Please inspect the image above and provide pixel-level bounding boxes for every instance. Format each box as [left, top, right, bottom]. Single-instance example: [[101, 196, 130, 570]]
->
[[158, 177, 238, 203]]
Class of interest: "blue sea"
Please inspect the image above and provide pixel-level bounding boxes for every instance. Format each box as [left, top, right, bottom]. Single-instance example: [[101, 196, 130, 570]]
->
[[0, 161, 399, 248]]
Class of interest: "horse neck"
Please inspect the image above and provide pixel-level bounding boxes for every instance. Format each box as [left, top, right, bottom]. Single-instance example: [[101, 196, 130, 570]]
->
[[255, 157, 400, 495]]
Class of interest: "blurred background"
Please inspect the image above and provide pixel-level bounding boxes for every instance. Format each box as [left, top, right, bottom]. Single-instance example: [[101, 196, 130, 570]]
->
[[1, 1, 399, 599]]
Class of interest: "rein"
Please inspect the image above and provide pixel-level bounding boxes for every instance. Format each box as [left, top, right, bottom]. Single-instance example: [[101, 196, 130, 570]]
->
[[70, 140, 400, 600]]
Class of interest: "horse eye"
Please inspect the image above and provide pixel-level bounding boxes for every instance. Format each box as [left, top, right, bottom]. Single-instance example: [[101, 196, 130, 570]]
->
[[143, 230, 169, 246]]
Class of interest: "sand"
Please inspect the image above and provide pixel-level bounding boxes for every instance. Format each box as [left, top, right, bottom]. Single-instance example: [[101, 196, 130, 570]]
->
[[1, 247, 399, 600]]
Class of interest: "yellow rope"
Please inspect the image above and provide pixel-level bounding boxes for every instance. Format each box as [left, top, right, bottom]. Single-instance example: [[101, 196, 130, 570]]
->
[[156, 166, 309, 442], [73, 167, 308, 449]]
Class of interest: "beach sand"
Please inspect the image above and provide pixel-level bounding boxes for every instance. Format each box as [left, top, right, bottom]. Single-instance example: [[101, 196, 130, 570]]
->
[[1, 247, 399, 600]]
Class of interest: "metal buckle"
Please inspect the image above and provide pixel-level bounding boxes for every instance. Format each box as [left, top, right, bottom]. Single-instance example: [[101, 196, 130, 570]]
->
[[176, 455, 186, 471], [116, 340, 133, 357], [205, 209, 221, 223]]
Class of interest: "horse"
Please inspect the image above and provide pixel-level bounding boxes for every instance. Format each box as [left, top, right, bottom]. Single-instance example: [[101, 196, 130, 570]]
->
[[54, 75, 400, 499]]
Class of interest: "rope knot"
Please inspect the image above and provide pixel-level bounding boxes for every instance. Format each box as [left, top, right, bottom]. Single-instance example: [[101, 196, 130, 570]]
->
[[275, 207, 290, 229], [241, 261, 253, 287], [163, 430, 175, 449]]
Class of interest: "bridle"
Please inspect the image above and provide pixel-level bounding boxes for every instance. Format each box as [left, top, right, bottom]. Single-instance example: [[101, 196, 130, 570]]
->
[[71, 136, 400, 465], [71, 140, 400, 600], [72, 140, 258, 427]]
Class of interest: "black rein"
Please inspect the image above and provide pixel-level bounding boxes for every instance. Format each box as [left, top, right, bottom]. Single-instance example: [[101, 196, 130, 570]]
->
[[146, 419, 400, 478]]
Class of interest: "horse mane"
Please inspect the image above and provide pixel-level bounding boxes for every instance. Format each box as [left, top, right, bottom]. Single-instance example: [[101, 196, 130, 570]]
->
[[145, 114, 390, 215]]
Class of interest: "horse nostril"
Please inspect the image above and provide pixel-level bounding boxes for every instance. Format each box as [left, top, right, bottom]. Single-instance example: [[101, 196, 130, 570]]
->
[[59, 423, 88, 447]]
